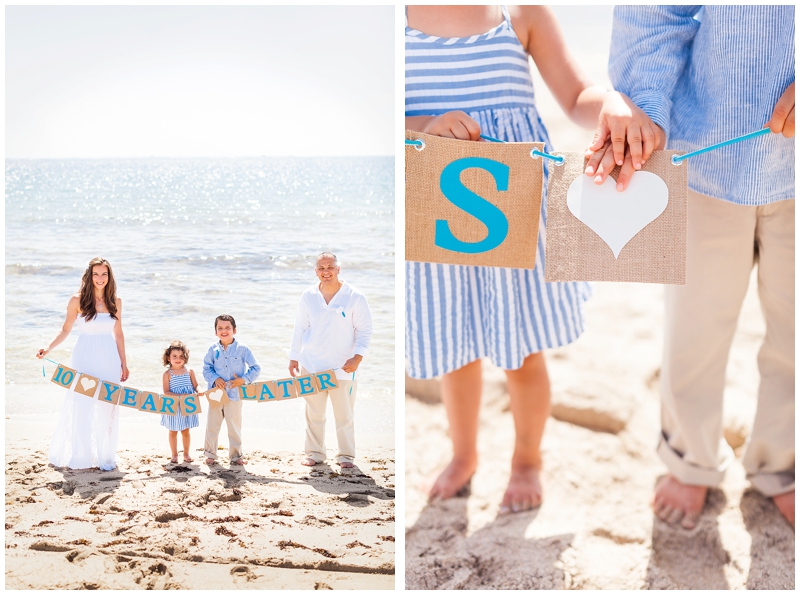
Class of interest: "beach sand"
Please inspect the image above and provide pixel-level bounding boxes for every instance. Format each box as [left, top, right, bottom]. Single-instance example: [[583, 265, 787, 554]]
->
[[405, 272, 794, 589], [5, 418, 395, 590]]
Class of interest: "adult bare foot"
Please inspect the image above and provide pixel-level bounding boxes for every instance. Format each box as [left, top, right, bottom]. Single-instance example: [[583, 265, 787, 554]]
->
[[773, 490, 795, 527], [500, 465, 542, 514], [301, 458, 318, 467], [205, 458, 216, 466], [427, 457, 476, 501], [340, 461, 354, 469], [183, 456, 193, 463], [652, 474, 707, 529], [233, 458, 247, 466]]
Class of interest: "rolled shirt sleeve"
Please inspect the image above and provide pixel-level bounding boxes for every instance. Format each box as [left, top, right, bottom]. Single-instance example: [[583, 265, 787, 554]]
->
[[352, 293, 372, 358], [609, 5, 702, 141]]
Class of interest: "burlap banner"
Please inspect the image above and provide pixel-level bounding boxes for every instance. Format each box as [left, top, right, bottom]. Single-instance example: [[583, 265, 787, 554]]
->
[[49, 362, 339, 415], [405, 131, 544, 269], [545, 151, 687, 284]]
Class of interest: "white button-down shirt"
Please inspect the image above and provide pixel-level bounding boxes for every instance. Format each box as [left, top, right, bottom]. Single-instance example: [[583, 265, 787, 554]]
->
[[288, 280, 372, 380]]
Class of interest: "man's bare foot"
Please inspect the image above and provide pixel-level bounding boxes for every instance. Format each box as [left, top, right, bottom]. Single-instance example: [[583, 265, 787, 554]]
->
[[301, 458, 318, 467], [233, 458, 247, 466], [340, 461, 354, 469], [205, 458, 216, 466], [500, 465, 542, 514], [652, 474, 707, 529], [773, 490, 795, 527], [428, 457, 476, 501], [183, 456, 193, 463]]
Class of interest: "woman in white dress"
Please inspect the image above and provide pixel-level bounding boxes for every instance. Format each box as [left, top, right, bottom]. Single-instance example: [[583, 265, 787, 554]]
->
[[36, 257, 129, 470]]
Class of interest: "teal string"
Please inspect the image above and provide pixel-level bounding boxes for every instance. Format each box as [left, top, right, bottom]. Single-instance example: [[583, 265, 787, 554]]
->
[[671, 128, 771, 164], [405, 139, 423, 146], [41, 357, 60, 377]]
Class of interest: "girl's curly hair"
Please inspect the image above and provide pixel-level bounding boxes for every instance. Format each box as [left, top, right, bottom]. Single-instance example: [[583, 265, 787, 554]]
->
[[163, 340, 190, 367]]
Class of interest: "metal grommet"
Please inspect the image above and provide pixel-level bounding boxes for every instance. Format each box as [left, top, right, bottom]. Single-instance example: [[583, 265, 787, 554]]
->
[[530, 149, 540, 160], [414, 139, 426, 151], [552, 155, 565, 167], [671, 154, 682, 166]]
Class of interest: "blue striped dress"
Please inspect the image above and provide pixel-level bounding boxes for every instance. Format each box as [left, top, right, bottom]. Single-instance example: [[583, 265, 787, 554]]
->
[[405, 7, 591, 379], [160, 371, 200, 431]]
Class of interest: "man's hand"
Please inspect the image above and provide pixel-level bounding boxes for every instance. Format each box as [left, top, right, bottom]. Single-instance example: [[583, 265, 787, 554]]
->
[[227, 374, 244, 389], [341, 355, 363, 374], [768, 82, 795, 138], [288, 360, 300, 377], [214, 377, 226, 390]]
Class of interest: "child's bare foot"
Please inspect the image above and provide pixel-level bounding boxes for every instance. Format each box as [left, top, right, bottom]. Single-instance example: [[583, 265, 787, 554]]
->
[[170, 456, 178, 464], [652, 474, 707, 529], [205, 458, 216, 466], [233, 458, 247, 466], [340, 461, 354, 469], [183, 456, 193, 463], [428, 457, 476, 501], [773, 490, 795, 527], [500, 465, 542, 514], [301, 458, 318, 467]]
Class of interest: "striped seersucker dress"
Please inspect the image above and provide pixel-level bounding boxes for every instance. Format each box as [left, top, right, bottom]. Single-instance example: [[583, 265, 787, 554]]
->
[[160, 371, 200, 431], [405, 6, 591, 379]]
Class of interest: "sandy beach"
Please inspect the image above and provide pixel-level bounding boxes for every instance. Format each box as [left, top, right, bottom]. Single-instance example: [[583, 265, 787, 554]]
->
[[405, 271, 794, 589], [5, 419, 395, 590]]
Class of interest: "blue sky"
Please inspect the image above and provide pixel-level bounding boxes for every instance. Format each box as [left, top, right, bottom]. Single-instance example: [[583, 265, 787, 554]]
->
[[5, 6, 394, 158]]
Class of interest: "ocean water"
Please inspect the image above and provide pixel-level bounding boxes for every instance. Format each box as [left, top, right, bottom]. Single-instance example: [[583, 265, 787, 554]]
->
[[5, 157, 395, 446]]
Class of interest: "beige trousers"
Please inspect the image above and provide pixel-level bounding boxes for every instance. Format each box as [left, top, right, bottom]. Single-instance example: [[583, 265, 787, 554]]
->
[[203, 399, 244, 463], [660, 190, 794, 497], [303, 376, 357, 464]]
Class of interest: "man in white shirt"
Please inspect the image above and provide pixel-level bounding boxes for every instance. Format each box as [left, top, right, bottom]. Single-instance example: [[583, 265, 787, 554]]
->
[[288, 252, 373, 468]]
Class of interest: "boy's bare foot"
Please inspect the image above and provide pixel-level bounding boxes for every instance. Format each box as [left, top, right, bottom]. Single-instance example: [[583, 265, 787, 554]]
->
[[170, 456, 178, 464], [301, 458, 318, 467], [428, 457, 476, 501], [773, 490, 795, 527], [233, 458, 247, 466], [183, 456, 193, 463], [500, 465, 542, 514], [652, 474, 707, 529], [340, 461, 354, 469], [205, 458, 216, 466]]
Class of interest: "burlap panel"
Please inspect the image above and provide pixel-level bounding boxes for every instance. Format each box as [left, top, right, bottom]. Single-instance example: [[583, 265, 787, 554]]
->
[[545, 151, 687, 284], [405, 131, 544, 269]]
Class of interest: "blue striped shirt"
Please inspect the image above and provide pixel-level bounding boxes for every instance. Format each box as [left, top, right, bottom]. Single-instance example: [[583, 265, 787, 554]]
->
[[202, 339, 260, 402], [609, 5, 795, 205]]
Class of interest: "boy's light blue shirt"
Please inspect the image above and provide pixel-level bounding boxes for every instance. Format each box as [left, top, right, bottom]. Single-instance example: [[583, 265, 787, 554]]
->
[[202, 338, 261, 402], [609, 5, 794, 205]]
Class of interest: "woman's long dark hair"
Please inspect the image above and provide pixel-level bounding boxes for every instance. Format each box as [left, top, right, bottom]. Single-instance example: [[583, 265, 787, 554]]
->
[[78, 257, 118, 321]]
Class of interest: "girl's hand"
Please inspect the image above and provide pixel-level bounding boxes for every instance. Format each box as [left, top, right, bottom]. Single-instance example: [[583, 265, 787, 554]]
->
[[120, 364, 130, 383], [36, 347, 50, 359], [585, 92, 664, 190], [407, 111, 482, 140]]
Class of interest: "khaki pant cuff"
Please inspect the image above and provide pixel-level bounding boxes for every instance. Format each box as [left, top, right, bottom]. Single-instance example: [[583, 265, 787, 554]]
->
[[748, 471, 795, 497], [657, 436, 728, 487]]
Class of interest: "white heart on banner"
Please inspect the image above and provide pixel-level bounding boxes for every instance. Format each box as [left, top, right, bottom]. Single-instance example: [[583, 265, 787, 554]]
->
[[208, 388, 224, 402], [566, 171, 669, 258], [80, 377, 97, 392]]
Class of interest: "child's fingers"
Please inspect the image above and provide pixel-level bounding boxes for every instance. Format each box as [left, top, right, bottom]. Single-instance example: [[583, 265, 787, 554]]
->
[[584, 142, 610, 176], [641, 123, 656, 162], [615, 152, 636, 192], [626, 123, 643, 170], [609, 122, 627, 167], [594, 145, 617, 185], [588, 121, 610, 151], [459, 115, 482, 141]]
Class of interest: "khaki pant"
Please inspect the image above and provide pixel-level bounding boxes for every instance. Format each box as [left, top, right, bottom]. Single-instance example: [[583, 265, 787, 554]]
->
[[303, 376, 357, 464], [660, 190, 794, 497], [203, 399, 244, 463]]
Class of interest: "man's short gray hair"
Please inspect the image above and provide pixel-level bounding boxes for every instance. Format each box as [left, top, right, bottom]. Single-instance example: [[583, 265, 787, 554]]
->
[[316, 252, 339, 266]]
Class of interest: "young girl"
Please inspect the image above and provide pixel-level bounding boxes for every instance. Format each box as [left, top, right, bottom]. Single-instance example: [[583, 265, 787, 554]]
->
[[406, 5, 659, 513], [161, 340, 200, 463]]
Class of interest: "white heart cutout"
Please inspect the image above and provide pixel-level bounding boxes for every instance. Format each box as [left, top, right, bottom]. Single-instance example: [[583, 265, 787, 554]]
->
[[566, 171, 668, 258], [208, 388, 224, 402], [80, 377, 96, 391]]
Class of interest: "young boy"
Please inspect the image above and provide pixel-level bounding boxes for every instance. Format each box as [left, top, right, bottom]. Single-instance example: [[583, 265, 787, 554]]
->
[[202, 314, 261, 466]]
